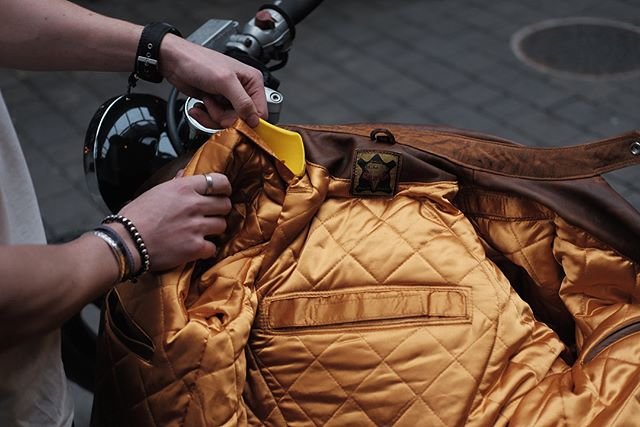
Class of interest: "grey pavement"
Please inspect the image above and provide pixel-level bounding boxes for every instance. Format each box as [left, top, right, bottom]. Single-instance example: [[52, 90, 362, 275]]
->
[[1, 0, 639, 425]]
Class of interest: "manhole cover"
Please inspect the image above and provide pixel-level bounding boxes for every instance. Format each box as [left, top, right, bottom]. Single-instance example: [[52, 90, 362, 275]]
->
[[512, 17, 640, 80]]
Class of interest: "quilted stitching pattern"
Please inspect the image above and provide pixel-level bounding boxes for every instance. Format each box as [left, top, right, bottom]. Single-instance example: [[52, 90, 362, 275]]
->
[[508, 219, 640, 426], [246, 178, 565, 426], [450, 192, 640, 425], [93, 124, 640, 427]]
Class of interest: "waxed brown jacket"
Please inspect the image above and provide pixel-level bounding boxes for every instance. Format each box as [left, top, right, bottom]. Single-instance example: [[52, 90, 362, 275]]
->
[[92, 121, 640, 426]]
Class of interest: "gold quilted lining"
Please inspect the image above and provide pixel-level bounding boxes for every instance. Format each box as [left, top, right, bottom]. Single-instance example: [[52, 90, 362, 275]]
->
[[92, 123, 640, 427]]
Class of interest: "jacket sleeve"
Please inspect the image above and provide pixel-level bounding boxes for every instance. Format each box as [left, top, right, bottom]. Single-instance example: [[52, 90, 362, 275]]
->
[[92, 124, 288, 427]]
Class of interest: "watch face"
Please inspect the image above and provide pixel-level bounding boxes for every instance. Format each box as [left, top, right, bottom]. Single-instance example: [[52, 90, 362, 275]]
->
[[84, 94, 176, 213]]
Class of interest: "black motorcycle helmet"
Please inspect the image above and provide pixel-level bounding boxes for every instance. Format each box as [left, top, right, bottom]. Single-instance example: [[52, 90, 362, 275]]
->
[[84, 93, 182, 213]]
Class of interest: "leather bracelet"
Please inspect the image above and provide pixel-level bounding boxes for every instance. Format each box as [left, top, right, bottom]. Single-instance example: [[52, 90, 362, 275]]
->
[[94, 225, 135, 282], [102, 214, 150, 281], [133, 22, 182, 83], [93, 230, 127, 284]]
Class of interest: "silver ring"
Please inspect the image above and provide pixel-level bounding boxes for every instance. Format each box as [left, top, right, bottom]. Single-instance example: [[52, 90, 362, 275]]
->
[[203, 174, 215, 195]]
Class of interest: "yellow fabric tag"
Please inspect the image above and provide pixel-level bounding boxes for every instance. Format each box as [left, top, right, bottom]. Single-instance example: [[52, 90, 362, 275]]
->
[[254, 119, 306, 177]]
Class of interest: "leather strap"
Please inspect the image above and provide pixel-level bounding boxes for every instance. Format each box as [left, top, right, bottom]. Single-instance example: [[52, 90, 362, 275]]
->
[[134, 22, 182, 83]]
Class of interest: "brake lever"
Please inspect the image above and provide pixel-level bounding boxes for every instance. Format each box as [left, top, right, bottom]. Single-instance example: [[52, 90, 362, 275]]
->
[[184, 86, 283, 135]]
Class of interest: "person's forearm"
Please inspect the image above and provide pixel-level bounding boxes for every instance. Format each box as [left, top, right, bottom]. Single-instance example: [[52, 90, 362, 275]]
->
[[0, 233, 120, 347], [0, 0, 141, 71]]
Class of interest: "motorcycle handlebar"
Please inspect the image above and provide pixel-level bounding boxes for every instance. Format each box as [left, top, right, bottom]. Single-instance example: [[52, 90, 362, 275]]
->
[[260, 0, 323, 27]]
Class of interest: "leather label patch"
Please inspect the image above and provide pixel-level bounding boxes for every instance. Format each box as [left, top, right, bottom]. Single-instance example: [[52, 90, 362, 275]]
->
[[351, 150, 401, 197]]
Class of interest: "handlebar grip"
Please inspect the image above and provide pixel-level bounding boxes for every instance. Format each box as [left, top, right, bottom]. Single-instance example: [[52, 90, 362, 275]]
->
[[261, 0, 323, 27]]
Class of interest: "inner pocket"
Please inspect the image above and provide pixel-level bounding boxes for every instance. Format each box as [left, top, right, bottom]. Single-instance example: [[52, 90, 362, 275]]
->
[[257, 285, 472, 332], [105, 288, 155, 362]]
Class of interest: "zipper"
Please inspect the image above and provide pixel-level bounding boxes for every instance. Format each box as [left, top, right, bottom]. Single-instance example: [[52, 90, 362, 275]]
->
[[584, 320, 640, 363]]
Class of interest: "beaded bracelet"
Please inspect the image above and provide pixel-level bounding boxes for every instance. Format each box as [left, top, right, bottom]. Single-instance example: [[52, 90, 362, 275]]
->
[[101, 214, 150, 281]]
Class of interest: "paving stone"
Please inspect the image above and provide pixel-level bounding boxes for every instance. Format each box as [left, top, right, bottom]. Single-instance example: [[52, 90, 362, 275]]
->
[[505, 79, 573, 109], [404, 59, 471, 91], [598, 90, 640, 121], [585, 2, 640, 21], [491, 2, 548, 24], [575, 82, 623, 102], [280, 100, 318, 124], [287, 50, 340, 83], [450, 83, 504, 107], [534, 1, 593, 16], [387, 23, 438, 48], [412, 35, 468, 62], [455, 6, 508, 32], [337, 56, 399, 87], [381, 107, 444, 126], [556, 129, 602, 147], [553, 98, 612, 127], [403, 89, 449, 115], [481, 97, 534, 122], [440, 50, 499, 74], [376, 75, 430, 103], [302, 99, 362, 124], [394, 1, 450, 23], [429, 103, 503, 134], [474, 62, 527, 91], [586, 115, 639, 138], [278, 77, 330, 109], [510, 112, 587, 146]]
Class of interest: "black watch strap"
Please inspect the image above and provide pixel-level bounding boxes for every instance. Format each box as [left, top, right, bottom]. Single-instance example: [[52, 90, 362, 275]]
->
[[133, 22, 182, 83]]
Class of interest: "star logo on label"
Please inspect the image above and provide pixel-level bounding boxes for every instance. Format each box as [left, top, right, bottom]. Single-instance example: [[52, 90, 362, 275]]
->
[[351, 150, 401, 197]]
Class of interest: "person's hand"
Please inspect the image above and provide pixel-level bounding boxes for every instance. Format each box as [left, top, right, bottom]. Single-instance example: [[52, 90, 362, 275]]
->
[[159, 34, 268, 128], [115, 173, 232, 272]]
